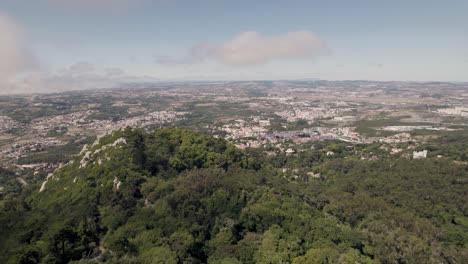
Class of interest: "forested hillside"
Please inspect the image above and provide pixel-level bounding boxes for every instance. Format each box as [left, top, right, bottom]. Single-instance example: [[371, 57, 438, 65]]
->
[[0, 128, 467, 264]]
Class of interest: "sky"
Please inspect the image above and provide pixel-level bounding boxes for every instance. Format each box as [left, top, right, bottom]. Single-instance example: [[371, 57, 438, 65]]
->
[[0, 0, 467, 93]]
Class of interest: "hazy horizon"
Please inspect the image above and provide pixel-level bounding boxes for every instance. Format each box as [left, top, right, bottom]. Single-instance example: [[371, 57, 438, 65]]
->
[[1, 0, 467, 94]]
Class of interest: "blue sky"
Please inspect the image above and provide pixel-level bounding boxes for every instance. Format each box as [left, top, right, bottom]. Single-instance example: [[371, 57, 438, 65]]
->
[[0, 0, 467, 93]]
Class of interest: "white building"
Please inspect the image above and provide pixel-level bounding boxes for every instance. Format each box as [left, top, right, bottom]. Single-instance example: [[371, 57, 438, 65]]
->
[[285, 148, 296, 155], [413, 150, 428, 159]]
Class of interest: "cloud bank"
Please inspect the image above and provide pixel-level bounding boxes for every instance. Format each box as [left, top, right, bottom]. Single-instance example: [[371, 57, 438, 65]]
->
[[9, 61, 159, 94], [0, 12, 156, 95], [0, 14, 38, 86], [219, 31, 329, 65], [0, 14, 151, 95], [157, 31, 329, 66]]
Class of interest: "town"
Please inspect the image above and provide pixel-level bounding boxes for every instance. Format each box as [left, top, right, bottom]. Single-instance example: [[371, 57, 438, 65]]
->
[[0, 80, 467, 174]]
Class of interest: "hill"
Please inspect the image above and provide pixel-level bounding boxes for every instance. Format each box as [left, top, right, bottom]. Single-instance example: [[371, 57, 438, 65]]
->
[[0, 128, 467, 263]]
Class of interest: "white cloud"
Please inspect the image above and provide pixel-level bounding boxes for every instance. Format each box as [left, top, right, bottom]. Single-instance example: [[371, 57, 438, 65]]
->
[[0, 13, 39, 93], [157, 31, 329, 66], [0, 13, 156, 95], [61, 61, 96, 75], [218, 31, 329, 65], [0, 14, 100, 94], [7, 62, 158, 94]]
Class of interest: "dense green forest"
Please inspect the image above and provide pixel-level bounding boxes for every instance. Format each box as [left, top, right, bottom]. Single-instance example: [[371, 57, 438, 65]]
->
[[0, 128, 467, 263]]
